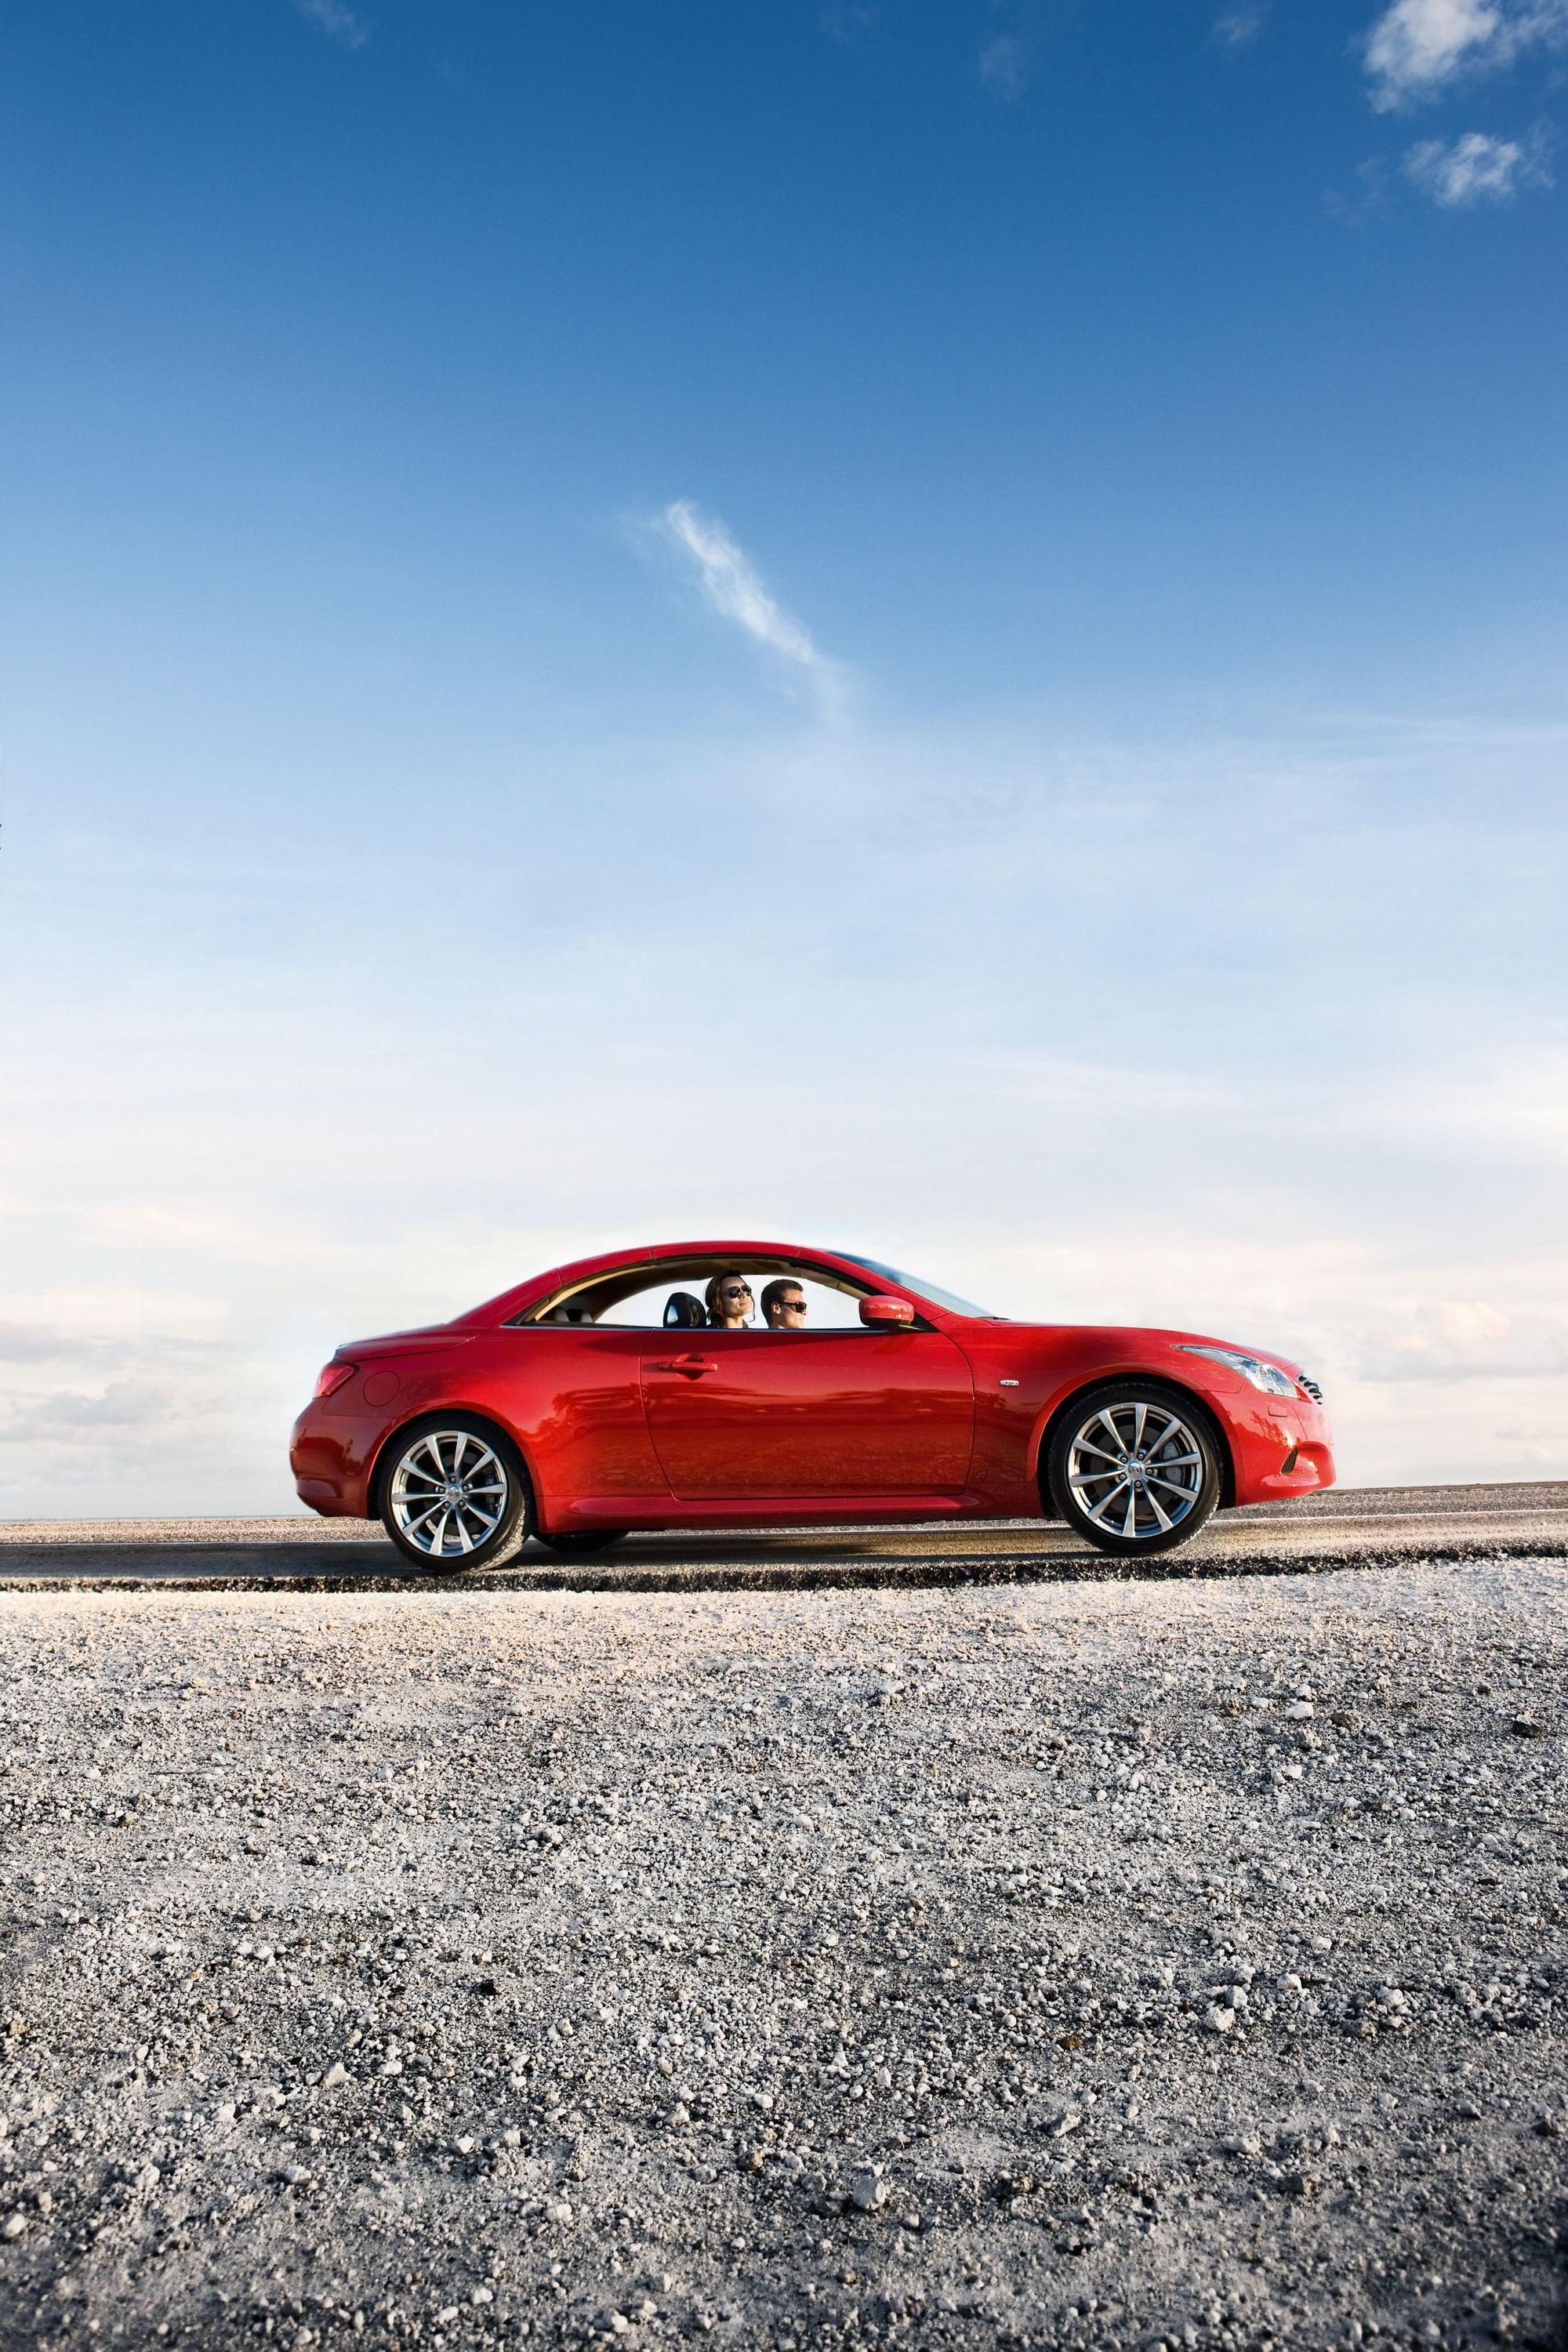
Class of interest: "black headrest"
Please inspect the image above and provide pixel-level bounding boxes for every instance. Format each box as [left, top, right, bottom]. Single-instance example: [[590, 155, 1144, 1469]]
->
[[663, 1290, 708, 1329]]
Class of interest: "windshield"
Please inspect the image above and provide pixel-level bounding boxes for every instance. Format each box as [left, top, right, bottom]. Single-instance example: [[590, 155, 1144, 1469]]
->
[[843, 1254, 1003, 1319]]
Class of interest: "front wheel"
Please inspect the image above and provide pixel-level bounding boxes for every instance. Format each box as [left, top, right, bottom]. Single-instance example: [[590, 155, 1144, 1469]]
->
[[379, 1414, 533, 1570], [1048, 1384, 1221, 1557], [533, 1530, 629, 1555]]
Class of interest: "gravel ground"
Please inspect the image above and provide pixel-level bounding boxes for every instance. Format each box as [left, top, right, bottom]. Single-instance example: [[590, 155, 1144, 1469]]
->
[[1, 1544, 1565, 2352]]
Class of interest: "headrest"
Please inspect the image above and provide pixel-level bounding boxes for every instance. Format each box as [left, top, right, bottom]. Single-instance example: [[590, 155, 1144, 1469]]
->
[[662, 1290, 709, 1329]]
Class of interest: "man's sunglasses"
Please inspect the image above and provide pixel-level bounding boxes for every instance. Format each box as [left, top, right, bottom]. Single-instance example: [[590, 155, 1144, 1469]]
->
[[779, 1299, 808, 1312]]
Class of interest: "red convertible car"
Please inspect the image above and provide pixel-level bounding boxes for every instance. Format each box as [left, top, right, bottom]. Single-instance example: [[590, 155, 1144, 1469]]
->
[[290, 1239, 1333, 1566]]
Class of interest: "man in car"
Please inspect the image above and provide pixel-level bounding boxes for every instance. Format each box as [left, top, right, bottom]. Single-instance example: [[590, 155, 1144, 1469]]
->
[[760, 1278, 808, 1330], [705, 1272, 754, 1329]]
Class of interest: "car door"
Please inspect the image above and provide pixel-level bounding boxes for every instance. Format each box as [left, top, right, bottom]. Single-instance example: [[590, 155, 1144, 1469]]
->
[[638, 1328, 975, 1496]]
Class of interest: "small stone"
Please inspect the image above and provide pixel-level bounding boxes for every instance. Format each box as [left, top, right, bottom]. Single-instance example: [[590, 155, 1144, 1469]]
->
[[281, 2164, 310, 2186], [1206, 2005, 1236, 2034], [544, 2199, 573, 2224], [322, 2062, 350, 2089], [454, 2136, 477, 2156], [847, 2166, 885, 2212], [1284, 1701, 1315, 1721], [2, 2213, 27, 2240], [503, 2127, 522, 2147], [435, 2310, 459, 2328], [470, 2287, 494, 2306], [1512, 1718, 1548, 1739], [670, 2103, 691, 2129], [1044, 2107, 1082, 2139]]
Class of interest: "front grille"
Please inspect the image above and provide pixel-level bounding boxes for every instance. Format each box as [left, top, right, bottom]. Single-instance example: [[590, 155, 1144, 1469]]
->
[[1298, 1376, 1323, 1405]]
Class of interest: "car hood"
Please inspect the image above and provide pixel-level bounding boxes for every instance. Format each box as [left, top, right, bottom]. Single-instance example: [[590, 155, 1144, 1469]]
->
[[996, 1322, 1305, 1377]]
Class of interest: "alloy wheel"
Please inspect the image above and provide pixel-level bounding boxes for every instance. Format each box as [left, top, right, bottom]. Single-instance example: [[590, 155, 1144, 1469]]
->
[[387, 1428, 510, 1560], [1064, 1399, 1206, 1543]]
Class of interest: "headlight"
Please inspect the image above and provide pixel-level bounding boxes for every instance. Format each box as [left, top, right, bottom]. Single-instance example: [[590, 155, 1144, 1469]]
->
[[1178, 1345, 1300, 1399]]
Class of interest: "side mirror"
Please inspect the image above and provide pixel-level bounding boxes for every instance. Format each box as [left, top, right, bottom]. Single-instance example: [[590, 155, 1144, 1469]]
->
[[860, 1293, 915, 1328]]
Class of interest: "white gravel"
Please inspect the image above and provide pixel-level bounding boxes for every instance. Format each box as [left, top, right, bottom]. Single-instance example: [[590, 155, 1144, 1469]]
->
[[1, 1554, 1564, 2352]]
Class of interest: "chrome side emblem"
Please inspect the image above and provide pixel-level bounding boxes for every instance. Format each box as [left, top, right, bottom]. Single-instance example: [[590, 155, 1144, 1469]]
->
[[999, 1377, 1020, 1387]]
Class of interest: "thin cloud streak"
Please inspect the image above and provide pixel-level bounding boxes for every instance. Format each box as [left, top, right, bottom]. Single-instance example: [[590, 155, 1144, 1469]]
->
[[655, 500, 849, 711]]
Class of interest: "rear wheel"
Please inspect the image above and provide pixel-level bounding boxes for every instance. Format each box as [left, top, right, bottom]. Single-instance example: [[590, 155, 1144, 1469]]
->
[[533, 1530, 629, 1555], [1048, 1384, 1221, 1558], [379, 1414, 533, 1571]]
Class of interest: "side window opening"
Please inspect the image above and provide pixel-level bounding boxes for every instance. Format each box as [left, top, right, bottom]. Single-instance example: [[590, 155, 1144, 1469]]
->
[[516, 1264, 877, 1330]]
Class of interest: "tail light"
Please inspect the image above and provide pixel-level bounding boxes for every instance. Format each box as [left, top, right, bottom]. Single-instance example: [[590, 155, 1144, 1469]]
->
[[313, 1360, 358, 1401]]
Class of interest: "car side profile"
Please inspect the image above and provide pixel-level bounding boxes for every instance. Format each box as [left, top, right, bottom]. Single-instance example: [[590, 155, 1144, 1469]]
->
[[289, 1239, 1334, 1566]]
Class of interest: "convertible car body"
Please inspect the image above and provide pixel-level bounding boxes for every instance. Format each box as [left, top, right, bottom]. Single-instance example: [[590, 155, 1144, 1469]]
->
[[289, 1239, 1334, 1565]]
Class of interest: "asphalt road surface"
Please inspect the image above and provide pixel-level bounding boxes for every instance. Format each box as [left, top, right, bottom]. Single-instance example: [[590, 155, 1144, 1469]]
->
[[0, 1485, 1563, 2352], [2, 1481, 1566, 1594]]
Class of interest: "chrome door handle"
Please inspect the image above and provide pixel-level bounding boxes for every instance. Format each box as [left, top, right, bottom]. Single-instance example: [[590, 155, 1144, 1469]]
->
[[652, 1356, 719, 1376]]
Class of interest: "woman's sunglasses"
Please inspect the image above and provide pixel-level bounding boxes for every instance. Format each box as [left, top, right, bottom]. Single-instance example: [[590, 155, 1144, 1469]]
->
[[720, 1284, 753, 1300]]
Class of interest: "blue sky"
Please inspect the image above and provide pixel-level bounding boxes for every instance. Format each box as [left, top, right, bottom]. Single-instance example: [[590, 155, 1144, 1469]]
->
[[2, 0, 1565, 1512]]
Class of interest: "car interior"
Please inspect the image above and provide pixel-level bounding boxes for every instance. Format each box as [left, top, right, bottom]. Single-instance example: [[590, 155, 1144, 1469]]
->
[[515, 1258, 928, 1332]]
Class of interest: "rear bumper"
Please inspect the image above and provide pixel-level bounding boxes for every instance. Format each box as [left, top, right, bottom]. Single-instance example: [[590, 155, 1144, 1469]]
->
[[289, 1409, 376, 1519]]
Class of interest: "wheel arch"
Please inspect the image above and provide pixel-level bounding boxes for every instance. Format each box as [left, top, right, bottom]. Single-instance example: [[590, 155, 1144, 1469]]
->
[[1033, 1374, 1236, 1515], [366, 1403, 543, 1523]]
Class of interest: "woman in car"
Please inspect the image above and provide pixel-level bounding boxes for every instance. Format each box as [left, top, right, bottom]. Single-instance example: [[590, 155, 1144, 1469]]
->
[[704, 1271, 754, 1328]]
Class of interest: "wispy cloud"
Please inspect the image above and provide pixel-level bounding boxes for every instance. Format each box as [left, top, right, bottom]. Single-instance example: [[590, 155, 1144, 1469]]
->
[[292, 0, 369, 49], [818, 1, 883, 45], [978, 33, 1033, 100], [1211, 3, 1271, 50], [1403, 122, 1554, 198], [655, 500, 846, 707], [1363, 0, 1568, 110]]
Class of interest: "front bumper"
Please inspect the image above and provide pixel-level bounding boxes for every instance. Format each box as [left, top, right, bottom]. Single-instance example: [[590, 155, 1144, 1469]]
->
[[1222, 1388, 1336, 1505]]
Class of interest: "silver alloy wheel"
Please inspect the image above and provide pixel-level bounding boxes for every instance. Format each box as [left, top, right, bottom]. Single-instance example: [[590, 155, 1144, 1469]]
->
[[388, 1428, 510, 1559], [1065, 1400, 1205, 1542]]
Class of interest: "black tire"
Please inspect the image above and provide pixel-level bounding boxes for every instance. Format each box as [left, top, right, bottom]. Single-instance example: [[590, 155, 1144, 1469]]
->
[[533, 1530, 630, 1555], [377, 1413, 534, 1572], [1047, 1381, 1222, 1558]]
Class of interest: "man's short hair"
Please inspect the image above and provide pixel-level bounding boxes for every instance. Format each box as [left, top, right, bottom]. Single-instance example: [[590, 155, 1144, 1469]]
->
[[760, 1278, 804, 1319]]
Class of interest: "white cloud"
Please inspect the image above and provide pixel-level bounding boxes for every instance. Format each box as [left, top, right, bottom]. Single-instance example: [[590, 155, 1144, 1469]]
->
[[656, 501, 846, 708], [292, 0, 369, 48], [978, 34, 1033, 100], [1403, 125, 1553, 201], [1363, 0, 1568, 109]]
